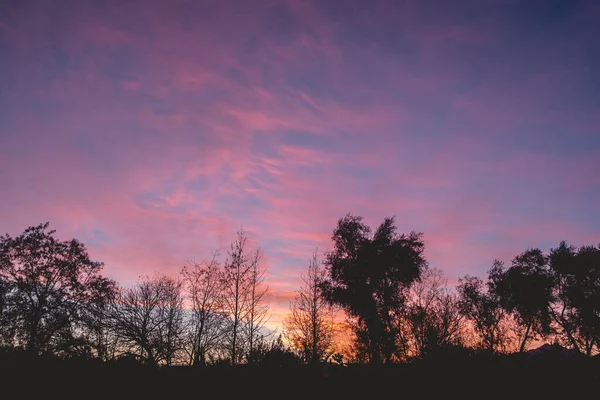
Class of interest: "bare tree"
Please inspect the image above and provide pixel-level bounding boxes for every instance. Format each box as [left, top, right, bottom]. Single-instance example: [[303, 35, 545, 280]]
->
[[246, 249, 270, 363], [283, 251, 337, 364], [403, 267, 464, 358], [180, 253, 228, 366], [221, 229, 252, 365], [161, 278, 185, 366], [108, 274, 184, 366]]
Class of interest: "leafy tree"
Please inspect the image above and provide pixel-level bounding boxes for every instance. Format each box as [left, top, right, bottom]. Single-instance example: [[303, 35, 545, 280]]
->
[[0, 222, 116, 355], [283, 251, 337, 364], [550, 242, 600, 355], [489, 250, 554, 352], [320, 214, 426, 364], [457, 268, 508, 353]]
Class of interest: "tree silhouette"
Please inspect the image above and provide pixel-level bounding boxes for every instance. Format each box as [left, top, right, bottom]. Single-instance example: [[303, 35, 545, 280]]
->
[[108, 273, 185, 366], [180, 253, 228, 366], [248, 334, 300, 368], [457, 269, 508, 353], [221, 228, 268, 364], [245, 248, 269, 364], [320, 214, 426, 364], [489, 250, 554, 352], [0, 276, 12, 347], [283, 251, 337, 364], [222, 230, 251, 365], [0, 222, 117, 355], [404, 267, 464, 358], [550, 242, 600, 355]]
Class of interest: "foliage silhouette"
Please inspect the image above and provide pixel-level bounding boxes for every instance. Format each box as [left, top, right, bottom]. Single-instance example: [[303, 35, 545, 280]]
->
[[549, 242, 600, 355], [320, 214, 426, 364], [0, 222, 117, 355], [457, 270, 508, 353], [489, 250, 554, 352], [1, 222, 600, 398]]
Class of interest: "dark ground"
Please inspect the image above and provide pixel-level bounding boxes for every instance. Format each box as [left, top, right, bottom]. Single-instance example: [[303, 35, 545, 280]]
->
[[1, 350, 598, 399]]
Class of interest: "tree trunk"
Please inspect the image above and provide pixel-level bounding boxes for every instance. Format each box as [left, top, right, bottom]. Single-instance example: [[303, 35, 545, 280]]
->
[[519, 324, 531, 353]]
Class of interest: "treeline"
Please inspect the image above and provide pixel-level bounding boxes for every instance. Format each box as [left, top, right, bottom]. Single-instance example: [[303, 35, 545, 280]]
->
[[0, 223, 278, 367], [0, 215, 599, 368]]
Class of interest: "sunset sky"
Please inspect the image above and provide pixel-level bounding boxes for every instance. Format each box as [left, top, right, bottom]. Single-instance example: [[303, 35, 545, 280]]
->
[[1, 0, 599, 330]]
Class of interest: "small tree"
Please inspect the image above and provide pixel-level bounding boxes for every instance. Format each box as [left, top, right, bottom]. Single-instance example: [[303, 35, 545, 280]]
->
[[457, 267, 508, 353], [108, 274, 184, 366], [404, 267, 464, 358], [284, 251, 337, 364], [181, 253, 227, 366]]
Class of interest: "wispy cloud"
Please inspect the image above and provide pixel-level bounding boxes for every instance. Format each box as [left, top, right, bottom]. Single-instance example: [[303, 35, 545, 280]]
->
[[1, 0, 599, 330]]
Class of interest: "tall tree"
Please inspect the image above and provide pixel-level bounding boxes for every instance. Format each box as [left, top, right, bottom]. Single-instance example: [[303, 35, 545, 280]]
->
[[283, 251, 337, 364], [0, 276, 13, 347], [550, 242, 600, 355], [245, 249, 269, 363], [181, 253, 227, 366], [108, 274, 184, 366], [320, 214, 426, 364], [76, 275, 118, 360], [489, 250, 554, 352], [457, 268, 508, 353], [0, 222, 116, 355], [221, 228, 263, 365]]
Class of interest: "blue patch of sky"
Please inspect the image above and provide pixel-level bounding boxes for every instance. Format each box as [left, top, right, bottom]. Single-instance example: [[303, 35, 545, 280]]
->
[[209, 190, 269, 218], [179, 88, 232, 113], [222, 67, 250, 88], [263, 2, 301, 44], [73, 134, 120, 170], [279, 130, 336, 151], [245, 172, 280, 192], [241, 192, 270, 211], [74, 226, 111, 247], [134, 191, 167, 210], [100, 47, 139, 82], [312, 0, 377, 22], [185, 175, 210, 193], [250, 131, 280, 158], [147, 96, 177, 117], [583, 49, 600, 102], [40, 44, 72, 83], [467, 231, 503, 248], [511, 0, 581, 30]]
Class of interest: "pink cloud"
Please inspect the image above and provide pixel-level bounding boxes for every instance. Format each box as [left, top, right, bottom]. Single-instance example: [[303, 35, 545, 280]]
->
[[1, 0, 598, 335]]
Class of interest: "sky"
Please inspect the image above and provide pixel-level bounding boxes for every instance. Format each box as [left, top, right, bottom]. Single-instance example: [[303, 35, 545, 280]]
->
[[1, 0, 599, 331]]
